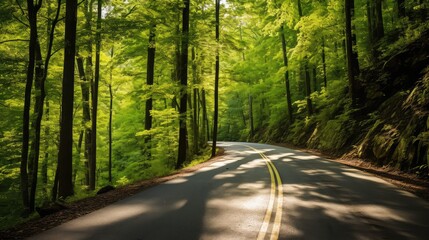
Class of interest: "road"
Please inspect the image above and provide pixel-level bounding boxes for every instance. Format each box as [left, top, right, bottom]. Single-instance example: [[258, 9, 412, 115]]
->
[[30, 142, 429, 240]]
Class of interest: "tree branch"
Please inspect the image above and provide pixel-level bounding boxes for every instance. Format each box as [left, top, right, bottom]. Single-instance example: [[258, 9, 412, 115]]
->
[[13, 14, 30, 28], [0, 39, 29, 44]]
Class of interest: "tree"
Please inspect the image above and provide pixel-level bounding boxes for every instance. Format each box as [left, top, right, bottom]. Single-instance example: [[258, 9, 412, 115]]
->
[[89, 0, 102, 190], [345, 0, 361, 105], [57, 0, 78, 198], [20, 0, 42, 215], [297, 0, 313, 116], [145, 24, 156, 155], [176, 0, 190, 169], [212, 0, 220, 158], [27, 0, 62, 211], [280, 25, 293, 123], [367, 0, 384, 60]]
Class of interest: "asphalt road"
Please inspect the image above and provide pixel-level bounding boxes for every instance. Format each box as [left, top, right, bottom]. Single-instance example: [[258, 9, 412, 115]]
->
[[30, 142, 429, 240]]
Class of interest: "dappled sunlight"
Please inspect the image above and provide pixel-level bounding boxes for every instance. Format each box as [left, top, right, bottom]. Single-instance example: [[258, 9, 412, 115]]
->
[[342, 171, 388, 184], [213, 173, 237, 180], [292, 155, 320, 160], [198, 158, 243, 172], [269, 152, 295, 159], [281, 158, 294, 163], [164, 178, 188, 184], [301, 169, 337, 176], [57, 203, 150, 231], [237, 181, 266, 190], [237, 158, 266, 169]]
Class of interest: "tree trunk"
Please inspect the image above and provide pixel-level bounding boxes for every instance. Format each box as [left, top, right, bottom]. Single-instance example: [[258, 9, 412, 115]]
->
[[42, 100, 49, 200], [191, 47, 200, 154], [145, 25, 156, 158], [108, 84, 113, 183], [280, 26, 293, 123], [249, 95, 254, 138], [21, 0, 41, 214], [212, 0, 220, 158], [76, 56, 91, 185], [58, 0, 77, 198], [89, 0, 102, 190], [304, 62, 313, 116], [345, 0, 360, 105], [297, 0, 303, 17], [176, 0, 190, 169], [28, 41, 45, 211], [80, 0, 94, 187], [312, 66, 318, 92], [368, 0, 384, 60], [321, 38, 327, 88], [201, 88, 209, 146], [30, 0, 62, 207], [397, 0, 405, 18]]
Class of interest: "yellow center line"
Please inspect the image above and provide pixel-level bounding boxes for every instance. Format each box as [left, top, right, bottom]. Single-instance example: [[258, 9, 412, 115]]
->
[[242, 145, 283, 240], [257, 159, 275, 240]]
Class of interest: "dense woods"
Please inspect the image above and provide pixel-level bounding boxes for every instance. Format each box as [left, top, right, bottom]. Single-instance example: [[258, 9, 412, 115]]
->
[[1, 0, 428, 230]]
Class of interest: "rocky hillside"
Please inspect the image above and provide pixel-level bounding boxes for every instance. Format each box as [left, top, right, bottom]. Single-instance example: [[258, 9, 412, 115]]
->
[[274, 29, 429, 177]]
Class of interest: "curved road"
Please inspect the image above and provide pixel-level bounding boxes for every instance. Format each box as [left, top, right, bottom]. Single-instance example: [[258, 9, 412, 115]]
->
[[31, 142, 429, 240]]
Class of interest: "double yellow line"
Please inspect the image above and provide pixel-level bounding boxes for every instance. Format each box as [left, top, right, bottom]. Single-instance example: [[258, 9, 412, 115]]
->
[[244, 145, 283, 240]]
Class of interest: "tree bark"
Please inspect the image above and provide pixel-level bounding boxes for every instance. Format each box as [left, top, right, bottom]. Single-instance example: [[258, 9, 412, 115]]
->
[[58, 0, 77, 198], [176, 0, 190, 169]]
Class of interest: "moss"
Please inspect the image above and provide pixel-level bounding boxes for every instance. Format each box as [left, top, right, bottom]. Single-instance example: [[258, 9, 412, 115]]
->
[[317, 118, 356, 151], [356, 120, 384, 158], [285, 117, 317, 146], [371, 124, 400, 162]]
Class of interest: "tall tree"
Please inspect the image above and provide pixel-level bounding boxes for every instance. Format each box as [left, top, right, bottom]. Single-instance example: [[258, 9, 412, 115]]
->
[[89, 0, 102, 190], [212, 0, 220, 158], [321, 37, 327, 88], [367, 0, 384, 60], [176, 0, 190, 169], [191, 47, 200, 154], [280, 25, 293, 123], [145, 24, 156, 155], [108, 46, 114, 183], [57, 0, 78, 198], [345, 0, 360, 105], [297, 0, 313, 116], [27, 0, 61, 211], [20, 0, 42, 214], [396, 0, 405, 18]]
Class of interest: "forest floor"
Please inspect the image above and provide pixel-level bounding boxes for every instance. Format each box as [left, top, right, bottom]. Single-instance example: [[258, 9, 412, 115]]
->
[[2, 144, 429, 240]]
